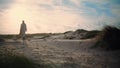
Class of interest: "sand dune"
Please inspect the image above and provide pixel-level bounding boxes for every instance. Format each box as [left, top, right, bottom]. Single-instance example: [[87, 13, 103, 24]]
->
[[0, 38, 120, 68]]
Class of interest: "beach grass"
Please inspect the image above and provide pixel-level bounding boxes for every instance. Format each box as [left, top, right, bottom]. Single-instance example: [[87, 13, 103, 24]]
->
[[0, 47, 37, 68], [92, 26, 120, 50]]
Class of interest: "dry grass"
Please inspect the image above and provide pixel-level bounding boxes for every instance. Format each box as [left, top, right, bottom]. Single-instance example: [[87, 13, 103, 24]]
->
[[0, 47, 37, 68], [93, 26, 120, 50]]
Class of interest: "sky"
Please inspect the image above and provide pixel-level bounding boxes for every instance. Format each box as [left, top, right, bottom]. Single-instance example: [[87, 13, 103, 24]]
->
[[0, 0, 120, 34]]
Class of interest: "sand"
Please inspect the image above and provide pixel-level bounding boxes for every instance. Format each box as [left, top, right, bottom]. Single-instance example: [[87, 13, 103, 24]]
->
[[0, 38, 120, 68]]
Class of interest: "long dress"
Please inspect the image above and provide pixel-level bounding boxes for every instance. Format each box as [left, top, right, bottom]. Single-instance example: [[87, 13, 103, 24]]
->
[[19, 23, 27, 39]]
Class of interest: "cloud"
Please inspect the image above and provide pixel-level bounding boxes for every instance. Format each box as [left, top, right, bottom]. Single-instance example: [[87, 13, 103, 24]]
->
[[0, 0, 13, 12], [39, 4, 53, 10], [0, 0, 120, 34], [0, 0, 81, 34]]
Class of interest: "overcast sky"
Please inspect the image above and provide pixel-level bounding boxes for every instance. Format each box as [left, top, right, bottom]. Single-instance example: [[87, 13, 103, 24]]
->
[[0, 0, 120, 34]]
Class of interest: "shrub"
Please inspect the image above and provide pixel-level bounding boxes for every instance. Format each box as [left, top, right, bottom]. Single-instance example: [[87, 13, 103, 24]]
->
[[94, 26, 120, 50]]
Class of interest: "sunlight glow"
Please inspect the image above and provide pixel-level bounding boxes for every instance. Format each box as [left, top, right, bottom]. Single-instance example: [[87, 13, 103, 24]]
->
[[0, 0, 119, 34]]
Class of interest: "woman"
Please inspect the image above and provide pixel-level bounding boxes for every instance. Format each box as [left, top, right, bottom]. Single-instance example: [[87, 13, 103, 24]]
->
[[19, 20, 27, 41]]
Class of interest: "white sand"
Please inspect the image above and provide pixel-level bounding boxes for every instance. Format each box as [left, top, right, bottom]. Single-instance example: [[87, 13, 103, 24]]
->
[[1, 38, 120, 68]]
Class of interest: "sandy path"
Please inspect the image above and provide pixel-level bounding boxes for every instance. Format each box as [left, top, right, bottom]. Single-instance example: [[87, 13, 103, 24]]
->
[[1, 39, 120, 68]]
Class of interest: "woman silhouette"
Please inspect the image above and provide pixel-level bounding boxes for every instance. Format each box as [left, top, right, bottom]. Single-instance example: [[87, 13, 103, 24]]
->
[[19, 20, 27, 43]]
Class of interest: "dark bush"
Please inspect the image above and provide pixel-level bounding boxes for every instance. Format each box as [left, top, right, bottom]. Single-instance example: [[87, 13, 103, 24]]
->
[[94, 26, 120, 50]]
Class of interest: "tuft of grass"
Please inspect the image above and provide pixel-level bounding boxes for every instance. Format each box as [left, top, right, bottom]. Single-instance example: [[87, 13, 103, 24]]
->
[[93, 26, 120, 50]]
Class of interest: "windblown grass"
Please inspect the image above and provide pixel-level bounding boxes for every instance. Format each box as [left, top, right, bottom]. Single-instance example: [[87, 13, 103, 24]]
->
[[93, 26, 120, 50], [0, 47, 62, 68], [0, 47, 37, 68]]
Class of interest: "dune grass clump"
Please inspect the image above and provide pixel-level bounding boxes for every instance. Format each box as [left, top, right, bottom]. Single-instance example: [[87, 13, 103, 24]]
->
[[93, 26, 120, 50], [0, 47, 37, 68]]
